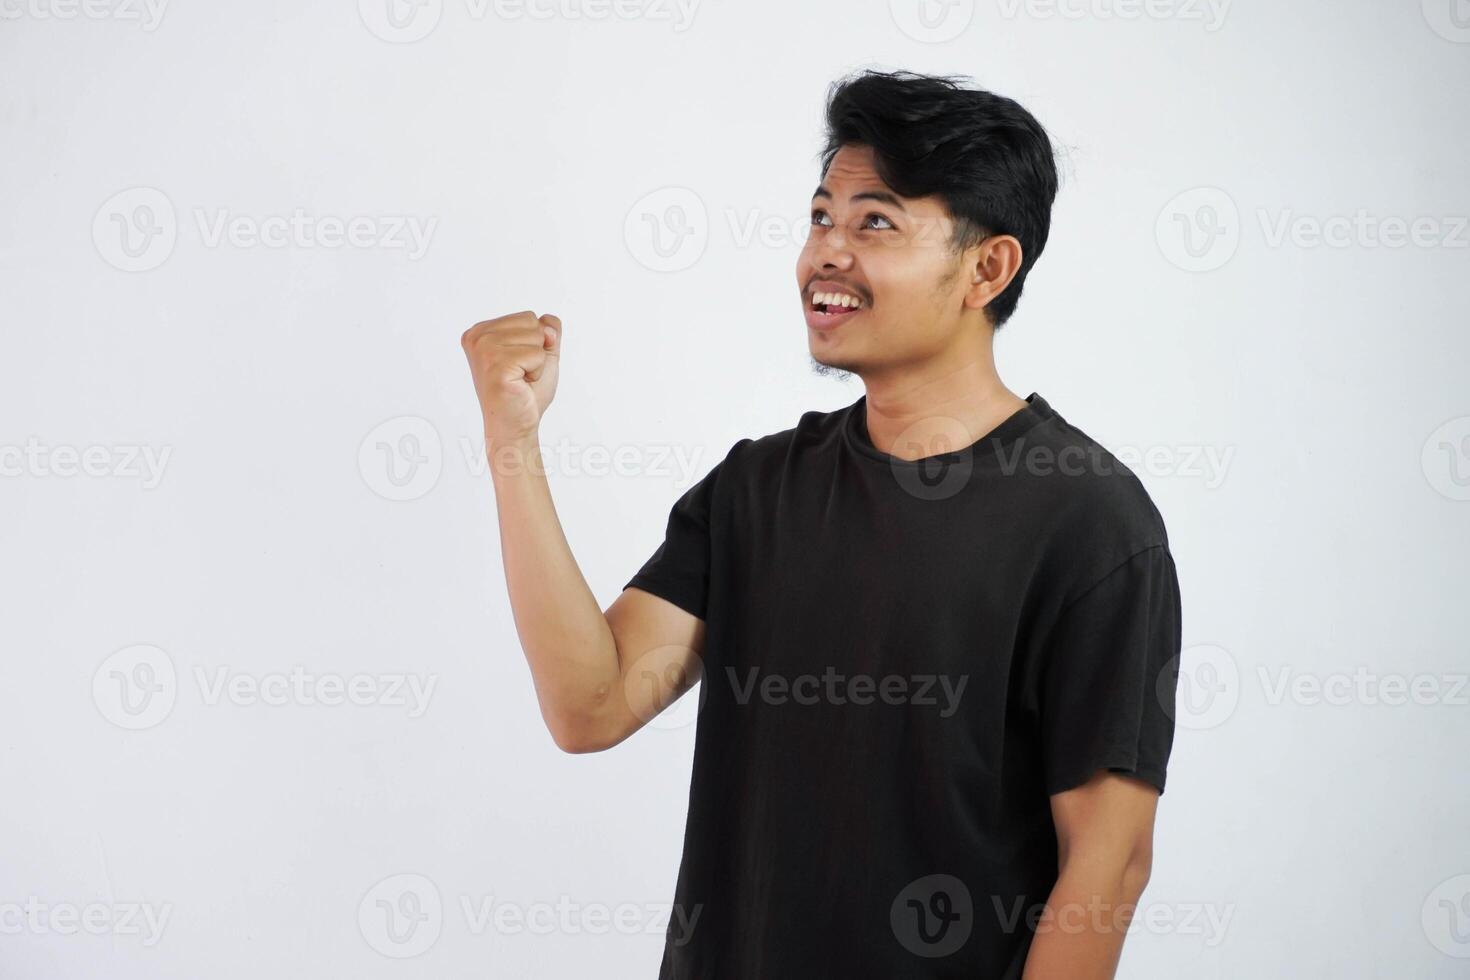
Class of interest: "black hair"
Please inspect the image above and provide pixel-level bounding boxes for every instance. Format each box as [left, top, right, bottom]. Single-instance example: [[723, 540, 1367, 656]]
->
[[819, 69, 1059, 328]]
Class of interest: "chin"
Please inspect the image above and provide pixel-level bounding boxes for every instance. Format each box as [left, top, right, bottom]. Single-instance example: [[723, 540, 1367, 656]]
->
[[808, 353, 860, 380]]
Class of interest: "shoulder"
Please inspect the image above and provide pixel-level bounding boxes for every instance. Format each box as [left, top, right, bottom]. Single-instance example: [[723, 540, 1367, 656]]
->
[[1010, 403, 1172, 592], [719, 401, 851, 476]]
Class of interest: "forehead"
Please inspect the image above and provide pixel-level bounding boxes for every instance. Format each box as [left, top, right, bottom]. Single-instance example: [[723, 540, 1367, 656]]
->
[[822, 143, 884, 183], [814, 143, 947, 218]]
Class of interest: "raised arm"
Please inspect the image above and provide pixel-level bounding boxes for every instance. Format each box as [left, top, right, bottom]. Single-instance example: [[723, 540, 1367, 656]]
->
[[461, 311, 703, 753]]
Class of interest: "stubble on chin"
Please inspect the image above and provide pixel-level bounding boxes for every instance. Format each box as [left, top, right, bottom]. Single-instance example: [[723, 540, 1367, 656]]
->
[[808, 353, 854, 382]]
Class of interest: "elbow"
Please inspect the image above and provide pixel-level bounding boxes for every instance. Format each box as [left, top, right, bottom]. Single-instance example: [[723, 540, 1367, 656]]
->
[[540, 677, 633, 754], [545, 710, 622, 754], [549, 722, 613, 754]]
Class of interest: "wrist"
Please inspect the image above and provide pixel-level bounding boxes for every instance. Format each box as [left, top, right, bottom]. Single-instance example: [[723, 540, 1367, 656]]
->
[[485, 430, 543, 479]]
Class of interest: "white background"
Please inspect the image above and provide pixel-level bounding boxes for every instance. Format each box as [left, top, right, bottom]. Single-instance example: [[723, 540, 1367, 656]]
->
[[3, 0, 1469, 976]]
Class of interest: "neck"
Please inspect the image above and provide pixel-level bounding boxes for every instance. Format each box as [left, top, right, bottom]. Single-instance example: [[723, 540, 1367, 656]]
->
[[858, 334, 1027, 462]]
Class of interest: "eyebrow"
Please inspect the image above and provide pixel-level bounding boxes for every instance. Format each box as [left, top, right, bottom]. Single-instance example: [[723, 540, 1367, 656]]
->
[[811, 184, 909, 212]]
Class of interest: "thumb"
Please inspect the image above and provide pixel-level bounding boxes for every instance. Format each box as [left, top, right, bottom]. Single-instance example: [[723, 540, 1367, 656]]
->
[[538, 313, 562, 353]]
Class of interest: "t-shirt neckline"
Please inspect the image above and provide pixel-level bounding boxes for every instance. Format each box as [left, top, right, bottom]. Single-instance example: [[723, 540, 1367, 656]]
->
[[842, 391, 1054, 468]]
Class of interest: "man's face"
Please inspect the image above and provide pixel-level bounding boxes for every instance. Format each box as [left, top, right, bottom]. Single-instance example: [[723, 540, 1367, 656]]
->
[[797, 143, 974, 378]]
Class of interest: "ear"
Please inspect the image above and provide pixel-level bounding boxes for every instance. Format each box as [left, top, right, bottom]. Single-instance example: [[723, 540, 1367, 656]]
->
[[962, 234, 1024, 314]]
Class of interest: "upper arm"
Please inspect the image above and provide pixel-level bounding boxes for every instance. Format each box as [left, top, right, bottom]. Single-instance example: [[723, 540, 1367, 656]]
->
[[1035, 544, 1182, 797], [579, 585, 705, 750], [1022, 772, 1160, 979], [586, 439, 742, 750], [1049, 770, 1159, 876]]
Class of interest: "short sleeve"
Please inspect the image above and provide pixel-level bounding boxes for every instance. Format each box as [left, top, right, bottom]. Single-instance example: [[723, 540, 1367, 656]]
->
[[1037, 544, 1182, 797], [623, 442, 740, 621]]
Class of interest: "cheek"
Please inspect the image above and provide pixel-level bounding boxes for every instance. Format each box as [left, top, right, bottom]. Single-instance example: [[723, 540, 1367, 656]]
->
[[865, 255, 929, 309], [796, 232, 824, 267]]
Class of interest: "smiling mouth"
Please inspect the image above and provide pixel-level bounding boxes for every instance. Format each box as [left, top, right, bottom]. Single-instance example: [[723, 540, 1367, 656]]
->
[[809, 290, 866, 315]]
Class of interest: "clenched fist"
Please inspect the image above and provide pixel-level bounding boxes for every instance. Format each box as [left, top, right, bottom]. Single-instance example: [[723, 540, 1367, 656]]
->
[[460, 310, 562, 446]]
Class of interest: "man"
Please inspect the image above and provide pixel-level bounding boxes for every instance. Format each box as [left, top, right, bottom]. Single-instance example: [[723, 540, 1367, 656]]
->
[[461, 69, 1182, 979]]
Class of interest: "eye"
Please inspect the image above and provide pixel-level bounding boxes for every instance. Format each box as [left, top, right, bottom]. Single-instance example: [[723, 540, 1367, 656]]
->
[[810, 209, 896, 231]]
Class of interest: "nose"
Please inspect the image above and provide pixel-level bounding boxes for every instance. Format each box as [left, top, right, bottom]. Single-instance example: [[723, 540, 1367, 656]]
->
[[810, 227, 854, 272]]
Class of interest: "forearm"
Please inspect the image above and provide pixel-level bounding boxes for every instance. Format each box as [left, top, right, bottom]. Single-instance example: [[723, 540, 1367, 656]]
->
[[488, 434, 621, 743], [1020, 860, 1151, 980]]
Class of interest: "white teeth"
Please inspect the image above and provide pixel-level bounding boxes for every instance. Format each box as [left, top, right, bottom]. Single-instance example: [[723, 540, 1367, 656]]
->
[[812, 291, 862, 310]]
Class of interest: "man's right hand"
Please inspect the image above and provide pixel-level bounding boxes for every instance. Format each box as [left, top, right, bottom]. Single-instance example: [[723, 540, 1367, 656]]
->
[[460, 310, 562, 447]]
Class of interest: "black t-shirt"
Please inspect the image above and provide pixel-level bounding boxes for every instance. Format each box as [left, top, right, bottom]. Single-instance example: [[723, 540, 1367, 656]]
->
[[624, 392, 1182, 979]]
